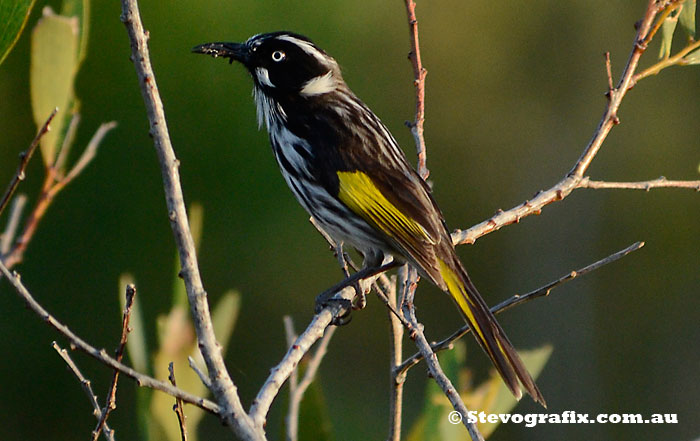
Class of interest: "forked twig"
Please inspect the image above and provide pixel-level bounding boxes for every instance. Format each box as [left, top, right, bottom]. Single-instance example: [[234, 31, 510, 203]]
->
[[92, 284, 137, 441], [52, 342, 116, 441], [0, 261, 220, 413]]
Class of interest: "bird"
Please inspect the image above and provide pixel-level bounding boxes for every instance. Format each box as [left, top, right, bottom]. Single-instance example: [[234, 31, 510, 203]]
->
[[193, 31, 545, 406]]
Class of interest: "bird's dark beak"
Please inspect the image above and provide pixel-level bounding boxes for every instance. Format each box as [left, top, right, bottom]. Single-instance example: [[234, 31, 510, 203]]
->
[[192, 42, 248, 65]]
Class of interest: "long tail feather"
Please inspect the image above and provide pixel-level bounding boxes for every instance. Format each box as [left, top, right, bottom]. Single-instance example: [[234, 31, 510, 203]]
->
[[437, 258, 546, 407]]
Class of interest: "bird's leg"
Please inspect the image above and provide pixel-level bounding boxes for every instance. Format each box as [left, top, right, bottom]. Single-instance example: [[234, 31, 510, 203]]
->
[[315, 256, 398, 325]]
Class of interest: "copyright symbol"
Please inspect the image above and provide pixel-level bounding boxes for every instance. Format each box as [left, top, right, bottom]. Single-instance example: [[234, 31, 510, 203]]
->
[[448, 410, 463, 424]]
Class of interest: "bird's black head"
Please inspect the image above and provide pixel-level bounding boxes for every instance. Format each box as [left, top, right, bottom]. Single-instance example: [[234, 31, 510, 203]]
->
[[193, 32, 342, 97]]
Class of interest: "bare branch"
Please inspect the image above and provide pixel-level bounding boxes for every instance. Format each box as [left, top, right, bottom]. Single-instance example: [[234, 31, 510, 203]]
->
[[92, 284, 136, 441], [52, 342, 116, 441], [169, 363, 190, 441], [451, 1, 689, 247], [285, 316, 336, 441], [53, 113, 81, 175], [387, 270, 404, 441], [403, 0, 429, 179], [400, 267, 484, 441], [579, 177, 700, 191], [2, 122, 115, 269], [0, 108, 57, 217], [188, 356, 212, 389], [250, 286, 355, 428], [58, 121, 117, 191], [1, 195, 26, 256], [119, 0, 260, 438], [396, 242, 645, 375], [0, 261, 220, 414]]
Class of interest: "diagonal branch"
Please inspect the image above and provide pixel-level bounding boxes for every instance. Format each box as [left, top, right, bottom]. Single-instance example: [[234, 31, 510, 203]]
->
[[119, 0, 261, 439], [404, 0, 429, 179], [92, 284, 137, 441], [395, 241, 645, 375], [450, 0, 684, 247], [0, 261, 220, 414], [0, 108, 58, 218], [401, 267, 484, 441], [579, 176, 700, 191], [52, 342, 116, 441]]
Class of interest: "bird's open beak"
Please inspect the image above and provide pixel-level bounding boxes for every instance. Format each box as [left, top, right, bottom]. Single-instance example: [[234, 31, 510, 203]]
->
[[192, 42, 248, 64]]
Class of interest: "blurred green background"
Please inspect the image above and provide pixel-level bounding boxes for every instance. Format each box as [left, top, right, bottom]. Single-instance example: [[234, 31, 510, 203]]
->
[[1, 0, 699, 440]]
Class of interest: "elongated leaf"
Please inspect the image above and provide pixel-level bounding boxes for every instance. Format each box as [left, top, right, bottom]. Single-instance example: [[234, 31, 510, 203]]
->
[[407, 343, 553, 440], [473, 345, 553, 438], [0, 0, 35, 65], [297, 378, 335, 441], [30, 7, 79, 165], [679, 0, 696, 38], [659, 11, 679, 59], [61, 0, 89, 66], [683, 48, 700, 64]]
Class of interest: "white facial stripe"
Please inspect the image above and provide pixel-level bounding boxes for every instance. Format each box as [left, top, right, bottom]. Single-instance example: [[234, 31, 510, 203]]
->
[[277, 35, 328, 65], [255, 67, 274, 88], [300, 71, 336, 96]]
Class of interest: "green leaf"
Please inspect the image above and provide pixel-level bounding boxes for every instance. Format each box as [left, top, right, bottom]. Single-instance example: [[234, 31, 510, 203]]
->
[[61, 0, 89, 66], [30, 7, 79, 166], [659, 9, 679, 59], [211, 290, 241, 353], [684, 48, 700, 64], [407, 343, 553, 440], [473, 345, 553, 438], [0, 0, 35, 66], [679, 0, 696, 38], [297, 376, 335, 441]]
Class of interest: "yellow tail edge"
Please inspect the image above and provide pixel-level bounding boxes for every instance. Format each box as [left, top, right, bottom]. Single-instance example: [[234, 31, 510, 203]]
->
[[437, 258, 547, 407]]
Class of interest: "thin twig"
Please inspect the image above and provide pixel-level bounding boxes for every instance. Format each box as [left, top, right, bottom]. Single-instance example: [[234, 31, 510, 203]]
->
[[285, 317, 336, 441], [0, 108, 57, 217], [604, 52, 614, 99], [451, 0, 684, 247], [1, 195, 26, 256], [58, 122, 117, 191], [633, 38, 700, 82], [403, 0, 429, 179], [119, 0, 260, 439], [169, 363, 189, 441], [395, 242, 645, 375], [283, 316, 300, 441], [53, 113, 81, 176], [250, 286, 355, 428], [579, 176, 700, 191], [3, 122, 115, 269], [400, 267, 484, 441], [188, 356, 212, 389], [92, 284, 136, 441], [387, 270, 405, 441], [52, 342, 116, 441], [0, 261, 220, 414]]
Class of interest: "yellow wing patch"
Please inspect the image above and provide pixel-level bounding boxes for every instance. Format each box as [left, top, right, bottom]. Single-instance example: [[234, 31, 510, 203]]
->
[[336, 171, 433, 245]]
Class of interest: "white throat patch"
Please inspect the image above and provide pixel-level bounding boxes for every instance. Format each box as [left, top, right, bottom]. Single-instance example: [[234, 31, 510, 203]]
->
[[300, 71, 336, 97], [255, 67, 274, 88]]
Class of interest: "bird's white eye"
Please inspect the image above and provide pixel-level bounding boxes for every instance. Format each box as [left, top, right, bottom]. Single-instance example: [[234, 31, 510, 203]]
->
[[271, 50, 286, 62]]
